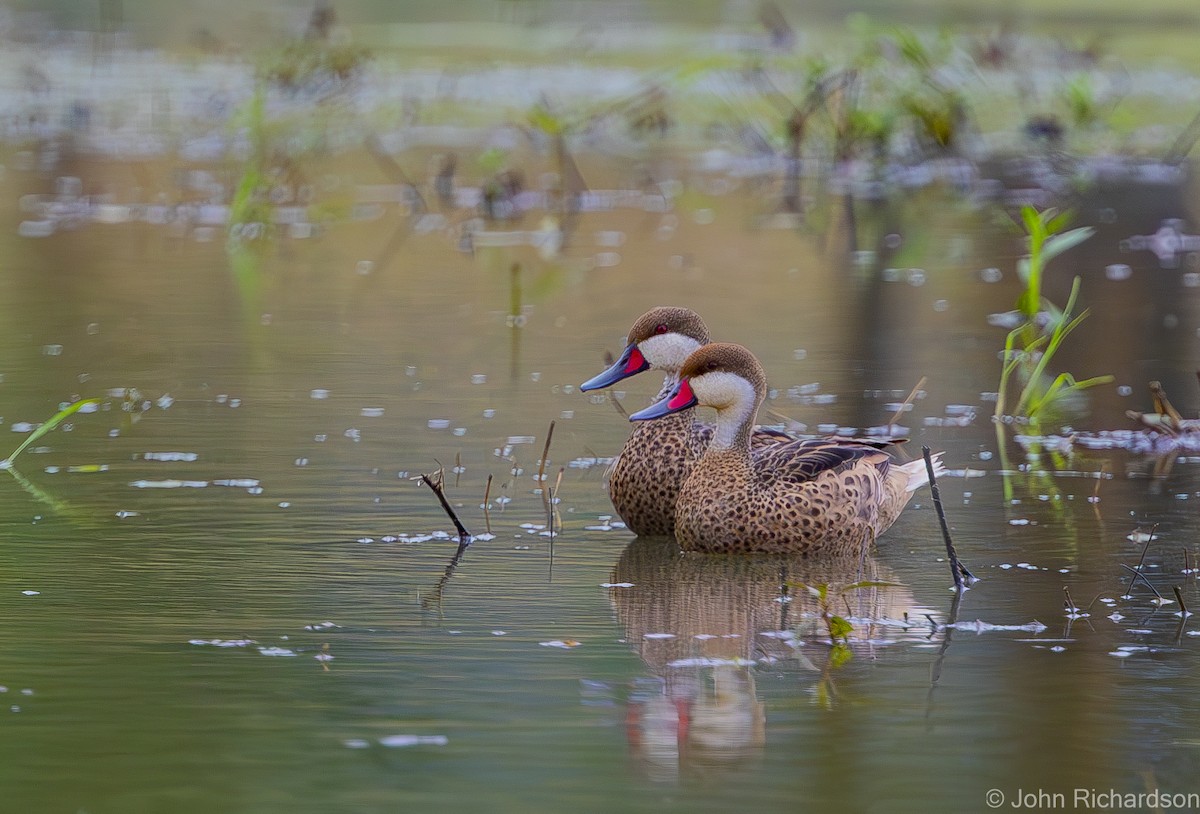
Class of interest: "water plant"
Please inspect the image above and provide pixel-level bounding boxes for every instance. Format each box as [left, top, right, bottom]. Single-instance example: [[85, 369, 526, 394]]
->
[[0, 399, 99, 470], [1, 398, 101, 515], [994, 206, 1111, 429], [792, 579, 901, 659]]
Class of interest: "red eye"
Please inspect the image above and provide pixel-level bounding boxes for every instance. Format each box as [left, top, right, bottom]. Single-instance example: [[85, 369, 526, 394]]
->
[[654, 324, 668, 334]]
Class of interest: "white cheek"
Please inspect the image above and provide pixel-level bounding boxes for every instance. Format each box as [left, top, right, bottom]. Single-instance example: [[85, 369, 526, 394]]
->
[[692, 372, 757, 448], [639, 333, 703, 372]]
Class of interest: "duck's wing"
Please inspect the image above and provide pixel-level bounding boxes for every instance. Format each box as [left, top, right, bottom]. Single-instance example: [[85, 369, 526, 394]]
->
[[753, 438, 891, 484]]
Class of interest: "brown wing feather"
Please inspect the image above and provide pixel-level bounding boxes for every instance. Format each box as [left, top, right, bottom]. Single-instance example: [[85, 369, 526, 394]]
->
[[752, 439, 891, 485]]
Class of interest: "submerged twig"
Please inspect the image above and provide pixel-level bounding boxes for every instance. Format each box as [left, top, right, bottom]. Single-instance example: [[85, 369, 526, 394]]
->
[[923, 445, 973, 590], [417, 467, 472, 544]]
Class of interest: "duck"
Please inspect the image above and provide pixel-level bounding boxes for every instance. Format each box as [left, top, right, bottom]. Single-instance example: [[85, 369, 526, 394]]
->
[[629, 342, 943, 555], [579, 306, 792, 536]]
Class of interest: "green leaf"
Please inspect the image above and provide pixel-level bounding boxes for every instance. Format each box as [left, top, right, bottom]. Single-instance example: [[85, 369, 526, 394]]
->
[[1020, 205, 1042, 238], [3, 399, 101, 467], [1041, 227, 1094, 264], [828, 614, 854, 640]]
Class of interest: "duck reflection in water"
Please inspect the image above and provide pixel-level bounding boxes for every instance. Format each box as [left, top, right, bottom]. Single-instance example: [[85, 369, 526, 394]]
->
[[608, 538, 933, 781]]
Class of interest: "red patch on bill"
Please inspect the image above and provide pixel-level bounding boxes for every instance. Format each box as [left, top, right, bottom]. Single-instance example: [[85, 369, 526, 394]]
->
[[667, 379, 696, 411], [624, 347, 647, 374]]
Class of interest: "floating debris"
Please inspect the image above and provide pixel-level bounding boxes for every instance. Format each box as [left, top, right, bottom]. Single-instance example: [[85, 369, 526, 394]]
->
[[130, 480, 209, 489], [257, 646, 297, 657], [946, 620, 1048, 633], [669, 656, 757, 668], [189, 638, 255, 648], [539, 640, 581, 649], [379, 734, 448, 748]]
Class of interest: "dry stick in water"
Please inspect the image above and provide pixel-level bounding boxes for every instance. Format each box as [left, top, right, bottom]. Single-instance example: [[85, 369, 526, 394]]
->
[[1173, 585, 1189, 616], [889, 376, 928, 428], [1120, 564, 1162, 600], [537, 420, 557, 511], [922, 446, 974, 590], [482, 474, 494, 536], [418, 468, 472, 545]]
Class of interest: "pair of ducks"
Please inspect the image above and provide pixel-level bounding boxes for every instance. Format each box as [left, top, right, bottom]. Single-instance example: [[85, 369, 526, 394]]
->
[[580, 307, 942, 555]]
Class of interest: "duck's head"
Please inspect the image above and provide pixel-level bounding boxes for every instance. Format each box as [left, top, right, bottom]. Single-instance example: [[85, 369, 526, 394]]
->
[[629, 343, 766, 422], [579, 306, 710, 391]]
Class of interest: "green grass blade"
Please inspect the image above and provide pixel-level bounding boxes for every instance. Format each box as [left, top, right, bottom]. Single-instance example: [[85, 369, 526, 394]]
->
[[2, 398, 101, 467]]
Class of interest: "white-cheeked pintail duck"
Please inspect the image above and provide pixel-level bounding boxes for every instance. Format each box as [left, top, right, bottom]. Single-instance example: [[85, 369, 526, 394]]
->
[[630, 342, 943, 555], [579, 306, 791, 536]]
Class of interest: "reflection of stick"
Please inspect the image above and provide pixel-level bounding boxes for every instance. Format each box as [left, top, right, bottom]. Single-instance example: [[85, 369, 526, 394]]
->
[[422, 538, 471, 613], [889, 377, 927, 427], [417, 468, 471, 544], [923, 446, 973, 589]]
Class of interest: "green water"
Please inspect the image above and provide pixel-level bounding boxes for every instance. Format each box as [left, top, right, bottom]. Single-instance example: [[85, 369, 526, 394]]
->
[[1, 147, 1200, 814]]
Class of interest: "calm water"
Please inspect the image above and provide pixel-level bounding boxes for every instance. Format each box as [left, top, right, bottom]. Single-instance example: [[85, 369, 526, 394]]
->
[[3, 149, 1200, 813]]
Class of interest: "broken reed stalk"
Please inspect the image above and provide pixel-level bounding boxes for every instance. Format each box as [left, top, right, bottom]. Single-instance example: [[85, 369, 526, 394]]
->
[[1133, 525, 1158, 573], [1063, 586, 1077, 613], [418, 468, 471, 545], [482, 474, 494, 535], [537, 420, 556, 510], [888, 376, 927, 427], [1120, 563, 1163, 600], [923, 445, 973, 590], [1173, 585, 1189, 616], [551, 467, 564, 529]]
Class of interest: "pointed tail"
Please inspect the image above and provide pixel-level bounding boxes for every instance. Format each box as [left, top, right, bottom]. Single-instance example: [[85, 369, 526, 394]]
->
[[897, 452, 946, 493]]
